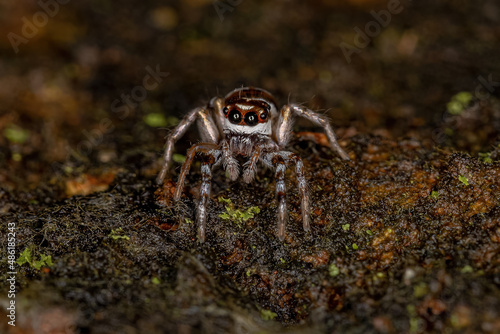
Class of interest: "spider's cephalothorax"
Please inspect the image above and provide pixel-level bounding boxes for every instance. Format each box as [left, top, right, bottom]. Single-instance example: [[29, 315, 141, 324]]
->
[[157, 87, 350, 242]]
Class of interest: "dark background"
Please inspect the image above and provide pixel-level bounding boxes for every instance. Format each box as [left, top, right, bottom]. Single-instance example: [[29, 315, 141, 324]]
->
[[1, 0, 499, 190]]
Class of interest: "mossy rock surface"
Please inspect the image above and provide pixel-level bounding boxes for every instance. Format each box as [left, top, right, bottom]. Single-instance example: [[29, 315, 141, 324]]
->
[[2, 135, 500, 333]]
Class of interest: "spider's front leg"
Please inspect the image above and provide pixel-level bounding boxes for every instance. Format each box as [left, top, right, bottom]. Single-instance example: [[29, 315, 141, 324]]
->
[[264, 151, 310, 241], [277, 104, 350, 160], [172, 143, 218, 238], [173, 143, 219, 201], [157, 107, 220, 185], [271, 153, 289, 241], [197, 151, 220, 242]]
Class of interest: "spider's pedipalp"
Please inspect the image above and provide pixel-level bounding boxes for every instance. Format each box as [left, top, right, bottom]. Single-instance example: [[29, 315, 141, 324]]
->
[[242, 146, 261, 183], [222, 141, 239, 181]]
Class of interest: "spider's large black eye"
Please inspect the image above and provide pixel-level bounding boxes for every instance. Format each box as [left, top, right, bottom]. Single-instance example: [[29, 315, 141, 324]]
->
[[244, 112, 259, 126], [228, 109, 242, 124]]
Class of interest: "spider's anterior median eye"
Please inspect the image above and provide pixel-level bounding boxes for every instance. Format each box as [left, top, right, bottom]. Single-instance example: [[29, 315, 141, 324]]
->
[[228, 109, 242, 124], [244, 112, 259, 126]]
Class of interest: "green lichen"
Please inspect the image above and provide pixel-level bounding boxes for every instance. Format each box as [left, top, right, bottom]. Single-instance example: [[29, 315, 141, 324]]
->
[[17, 247, 53, 270], [407, 305, 421, 334], [4, 124, 30, 144], [109, 228, 130, 241], [173, 154, 186, 163], [12, 153, 22, 161], [413, 282, 429, 298], [218, 197, 260, 227], [218, 197, 232, 205], [260, 309, 278, 321], [446, 91, 473, 115], [430, 190, 439, 199], [458, 175, 469, 186], [328, 263, 340, 277], [478, 152, 493, 164], [342, 223, 350, 231], [461, 265, 474, 274], [143, 106, 180, 128], [144, 112, 168, 127]]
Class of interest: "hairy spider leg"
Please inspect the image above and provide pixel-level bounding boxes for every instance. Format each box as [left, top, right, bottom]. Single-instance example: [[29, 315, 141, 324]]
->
[[209, 97, 226, 134], [264, 153, 289, 241], [282, 151, 310, 232], [157, 107, 220, 184], [278, 104, 350, 160], [263, 151, 311, 240], [197, 151, 219, 242], [274, 104, 294, 147], [173, 143, 220, 201]]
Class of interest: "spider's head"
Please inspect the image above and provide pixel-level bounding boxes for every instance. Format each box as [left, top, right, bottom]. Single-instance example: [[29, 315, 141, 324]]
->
[[222, 87, 278, 135]]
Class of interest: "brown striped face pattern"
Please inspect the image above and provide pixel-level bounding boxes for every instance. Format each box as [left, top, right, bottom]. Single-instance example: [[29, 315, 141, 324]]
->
[[223, 87, 275, 127]]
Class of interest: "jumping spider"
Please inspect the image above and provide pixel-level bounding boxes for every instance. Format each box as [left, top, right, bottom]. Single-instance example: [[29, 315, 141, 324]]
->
[[157, 87, 349, 242]]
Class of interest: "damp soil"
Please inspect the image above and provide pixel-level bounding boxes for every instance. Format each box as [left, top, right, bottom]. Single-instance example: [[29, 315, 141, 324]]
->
[[1, 1, 500, 333]]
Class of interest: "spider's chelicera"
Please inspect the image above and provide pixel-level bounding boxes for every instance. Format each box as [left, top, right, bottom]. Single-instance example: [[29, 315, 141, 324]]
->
[[157, 87, 349, 242]]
